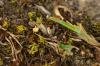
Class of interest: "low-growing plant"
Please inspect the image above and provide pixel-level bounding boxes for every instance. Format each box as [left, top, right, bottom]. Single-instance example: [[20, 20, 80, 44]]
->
[[49, 17, 100, 47]]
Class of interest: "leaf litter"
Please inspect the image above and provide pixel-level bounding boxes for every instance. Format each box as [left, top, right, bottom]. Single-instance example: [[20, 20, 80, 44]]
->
[[0, 0, 100, 66]]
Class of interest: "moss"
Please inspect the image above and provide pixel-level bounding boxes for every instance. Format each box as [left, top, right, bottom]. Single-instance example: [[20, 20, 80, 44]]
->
[[16, 25, 27, 34], [28, 43, 39, 55], [2, 20, 10, 29], [0, 57, 3, 66]]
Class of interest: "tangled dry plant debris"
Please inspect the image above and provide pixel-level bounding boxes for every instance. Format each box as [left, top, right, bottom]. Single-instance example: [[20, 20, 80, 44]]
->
[[0, 25, 22, 49], [0, 0, 100, 66]]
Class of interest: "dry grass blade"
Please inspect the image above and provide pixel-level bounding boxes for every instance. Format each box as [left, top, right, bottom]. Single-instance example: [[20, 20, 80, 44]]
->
[[0, 25, 22, 49], [0, 41, 7, 45], [77, 23, 100, 47], [5, 37, 21, 66]]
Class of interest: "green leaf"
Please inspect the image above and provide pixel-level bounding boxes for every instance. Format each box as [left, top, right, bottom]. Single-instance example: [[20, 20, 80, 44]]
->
[[50, 17, 100, 47], [59, 43, 73, 51], [49, 17, 80, 34], [59, 43, 74, 55]]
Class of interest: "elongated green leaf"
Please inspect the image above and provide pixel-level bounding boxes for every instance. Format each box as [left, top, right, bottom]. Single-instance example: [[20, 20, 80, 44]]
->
[[59, 43, 74, 55], [49, 17, 80, 34], [49, 17, 100, 47]]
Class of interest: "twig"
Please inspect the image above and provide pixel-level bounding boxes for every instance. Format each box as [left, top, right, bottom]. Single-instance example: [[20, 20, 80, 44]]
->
[[35, 4, 51, 18]]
